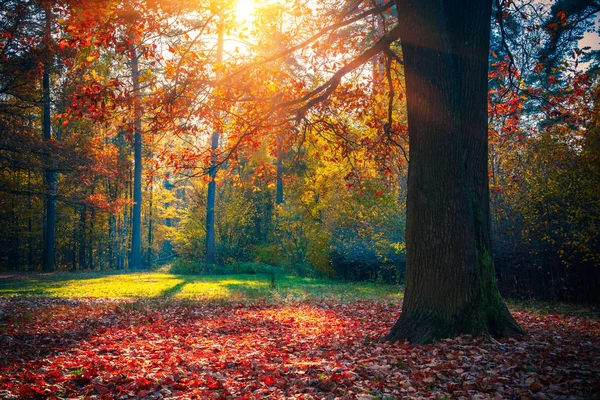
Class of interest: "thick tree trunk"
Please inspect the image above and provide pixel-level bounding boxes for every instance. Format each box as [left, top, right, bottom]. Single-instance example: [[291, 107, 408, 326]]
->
[[386, 0, 523, 344], [129, 31, 143, 270]]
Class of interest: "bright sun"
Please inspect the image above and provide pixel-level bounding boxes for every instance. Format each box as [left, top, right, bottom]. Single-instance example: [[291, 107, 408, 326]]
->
[[235, 0, 256, 23]]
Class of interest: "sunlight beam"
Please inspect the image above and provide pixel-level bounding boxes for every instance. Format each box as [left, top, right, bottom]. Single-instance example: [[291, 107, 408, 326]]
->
[[235, 0, 256, 23]]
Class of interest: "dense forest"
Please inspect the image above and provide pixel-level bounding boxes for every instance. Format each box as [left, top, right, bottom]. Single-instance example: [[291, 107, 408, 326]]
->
[[1, 0, 599, 308]]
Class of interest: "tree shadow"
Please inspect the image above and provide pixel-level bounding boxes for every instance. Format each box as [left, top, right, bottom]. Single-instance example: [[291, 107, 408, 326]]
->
[[158, 274, 272, 300], [159, 275, 199, 298], [0, 270, 131, 297]]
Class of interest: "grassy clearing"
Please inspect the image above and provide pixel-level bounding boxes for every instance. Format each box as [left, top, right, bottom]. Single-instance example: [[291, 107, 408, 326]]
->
[[0, 270, 403, 302]]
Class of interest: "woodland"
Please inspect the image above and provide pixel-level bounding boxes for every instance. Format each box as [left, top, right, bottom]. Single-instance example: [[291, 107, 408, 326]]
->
[[0, 0, 600, 398]]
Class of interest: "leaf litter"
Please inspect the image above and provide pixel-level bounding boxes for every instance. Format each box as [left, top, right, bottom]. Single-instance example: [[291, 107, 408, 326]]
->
[[0, 297, 598, 399]]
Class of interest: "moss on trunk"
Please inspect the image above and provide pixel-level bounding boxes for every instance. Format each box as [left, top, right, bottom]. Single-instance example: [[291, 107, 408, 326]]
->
[[385, 0, 524, 344]]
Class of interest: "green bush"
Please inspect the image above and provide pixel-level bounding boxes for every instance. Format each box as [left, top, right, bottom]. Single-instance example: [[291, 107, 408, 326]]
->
[[252, 244, 282, 266], [214, 261, 272, 275], [169, 260, 276, 276], [169, 259, 206, 274]]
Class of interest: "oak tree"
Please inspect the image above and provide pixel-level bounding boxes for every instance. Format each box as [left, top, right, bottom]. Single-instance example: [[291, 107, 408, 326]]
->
[[384, 0, 523, 343]]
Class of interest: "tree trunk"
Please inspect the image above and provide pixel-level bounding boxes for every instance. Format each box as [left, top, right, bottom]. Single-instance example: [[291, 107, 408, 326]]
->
[[42, 5, 56, 273], [71, 208, 77, 271], [79, 205, 87, 270], [205, 131, 218, 268], [27, 170, 33, 270], [163, 180, 174, 255], [275, 136, 284, 205], [129, 30, 143, 270], [147, 182, 153, 268], [89, 194, 95, 270], [386, 0, 523, 344], [205, 22, 224, 269], [108, 210, 115, 269], [121, 173, 131, 269]]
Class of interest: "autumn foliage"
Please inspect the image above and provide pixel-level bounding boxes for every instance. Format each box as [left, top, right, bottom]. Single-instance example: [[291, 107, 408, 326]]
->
[[1, 0, 600, 384], [0, 0, 598, 300], [0, 297, 598, 399]]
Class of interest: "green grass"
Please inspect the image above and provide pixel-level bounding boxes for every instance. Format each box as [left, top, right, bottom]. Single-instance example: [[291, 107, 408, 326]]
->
[[0, 270, 403, 302]]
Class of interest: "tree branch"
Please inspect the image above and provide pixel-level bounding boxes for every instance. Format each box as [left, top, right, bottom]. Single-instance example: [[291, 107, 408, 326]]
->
[[219, 0, 396, 85], [279, 23, 402, 119]]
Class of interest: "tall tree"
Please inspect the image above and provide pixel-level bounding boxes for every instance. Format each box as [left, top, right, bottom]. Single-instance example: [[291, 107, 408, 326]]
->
[[386, 0, 523, 343], [42, 2, 57, 272], [205, 20, 224, 269], [275, 137, 284, 205], [128, 27, 143, 270]]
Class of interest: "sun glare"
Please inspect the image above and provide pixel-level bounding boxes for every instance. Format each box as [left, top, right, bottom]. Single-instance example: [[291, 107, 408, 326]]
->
[[235, 0, 256, 23]]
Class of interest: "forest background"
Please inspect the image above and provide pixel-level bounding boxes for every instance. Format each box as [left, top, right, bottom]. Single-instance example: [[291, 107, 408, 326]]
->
[[1, 0, 599, 305]]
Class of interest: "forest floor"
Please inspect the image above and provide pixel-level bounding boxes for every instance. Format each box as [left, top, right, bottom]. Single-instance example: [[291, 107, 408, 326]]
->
[[0, 271, 598, 399]]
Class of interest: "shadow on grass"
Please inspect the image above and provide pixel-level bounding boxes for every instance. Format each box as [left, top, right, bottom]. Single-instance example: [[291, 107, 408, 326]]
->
[[160, 279, 190, 298], [0, 276, 70, 297], [0, 270, 403, 302]]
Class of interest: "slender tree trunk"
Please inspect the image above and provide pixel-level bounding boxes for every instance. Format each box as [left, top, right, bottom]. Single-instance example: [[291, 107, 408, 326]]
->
[[27, 170, 33, 270], [164, 181, 173, 255], [205, 134, 218, 267], [41, 5, 56, 272], [262, 181, 270, 242], [147, 183, 153, 268], [205, 23, 224, 269], [89, 189, 95, 270], [109, 210, 115, 269], [372, 0, 386, 87], [129, 31, 143, 270], [71, 208, 77, 271], [9, 191, 20, 270], [386, 0, 523, 344], [122, 173, 131, 269], [79, 205, 87, 270], [118, 213, 125, 270], [275, 137, 284, 205]]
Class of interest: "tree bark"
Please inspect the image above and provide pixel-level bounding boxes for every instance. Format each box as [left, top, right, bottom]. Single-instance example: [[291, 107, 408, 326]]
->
[[205, 132, 218, 268], [386, 0, 523, 344], [147, 182, 153, 268], [275, 136, 284, 205], [108, 210, 115, 269], [27, 170, 33, 270], [78, 205, 87, 270], [89, 190, 95, 269], [205, 22, 224, 269], [42, 5, 56, 273], [129, 30, 143, 270]]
